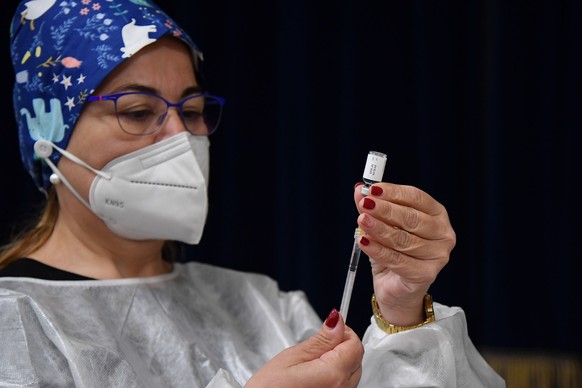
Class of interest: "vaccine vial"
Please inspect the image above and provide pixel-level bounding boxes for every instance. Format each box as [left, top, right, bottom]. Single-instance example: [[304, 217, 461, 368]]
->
[[361, 151, 387, 195]]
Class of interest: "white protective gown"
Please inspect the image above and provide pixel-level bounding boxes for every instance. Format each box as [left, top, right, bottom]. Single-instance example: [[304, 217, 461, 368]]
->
[[0, 261, 505, 387]]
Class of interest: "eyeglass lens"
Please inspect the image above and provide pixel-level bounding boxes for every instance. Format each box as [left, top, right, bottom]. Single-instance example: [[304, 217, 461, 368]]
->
[[114, 93, 222, 136]]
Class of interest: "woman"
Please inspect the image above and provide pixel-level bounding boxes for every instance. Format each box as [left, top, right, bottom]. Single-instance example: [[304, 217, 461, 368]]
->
[[1, 0, 504, 386]]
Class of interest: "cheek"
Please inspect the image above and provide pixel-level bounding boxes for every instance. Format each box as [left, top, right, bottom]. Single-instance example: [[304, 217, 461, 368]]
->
[[66, 115, 153, 169], [66, 114, 115, 166], [56, 135, 151, 201], [56, 156, 95, 201]]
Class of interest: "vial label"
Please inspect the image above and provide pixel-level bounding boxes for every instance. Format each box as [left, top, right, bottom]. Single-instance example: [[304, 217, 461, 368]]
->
[[363, 151, 387, 183]]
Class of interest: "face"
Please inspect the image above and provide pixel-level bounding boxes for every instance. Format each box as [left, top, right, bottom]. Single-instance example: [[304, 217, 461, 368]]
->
[[57, 36, 200, 200]]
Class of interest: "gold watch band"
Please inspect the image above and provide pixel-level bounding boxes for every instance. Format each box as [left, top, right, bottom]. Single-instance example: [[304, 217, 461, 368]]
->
[[371, 293, 436, 334]]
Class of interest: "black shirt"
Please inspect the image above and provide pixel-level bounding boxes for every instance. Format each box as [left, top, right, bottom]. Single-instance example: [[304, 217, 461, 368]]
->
[[0, 258, 93, 280]]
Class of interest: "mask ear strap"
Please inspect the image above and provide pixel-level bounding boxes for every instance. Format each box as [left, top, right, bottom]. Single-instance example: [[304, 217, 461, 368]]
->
[[42, 156, 92, 210], [48, 142, 112, 180], [33, 140, 112, 210]]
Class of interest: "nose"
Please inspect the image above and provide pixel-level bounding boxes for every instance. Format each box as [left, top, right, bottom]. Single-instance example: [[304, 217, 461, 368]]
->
[[156, 107, 187, 141]]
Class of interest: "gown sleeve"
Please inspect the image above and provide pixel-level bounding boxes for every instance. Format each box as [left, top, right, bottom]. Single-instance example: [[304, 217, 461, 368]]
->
[[205, 368, 243, 388], [359, 302, 506, 387]]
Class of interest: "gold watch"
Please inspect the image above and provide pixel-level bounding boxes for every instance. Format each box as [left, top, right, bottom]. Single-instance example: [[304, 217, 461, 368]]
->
[[371, 293, 436, 334]]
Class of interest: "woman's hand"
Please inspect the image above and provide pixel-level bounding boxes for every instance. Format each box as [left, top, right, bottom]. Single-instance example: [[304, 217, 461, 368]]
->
[[245, 309, 363, 388], [354, 182, 456, 326]]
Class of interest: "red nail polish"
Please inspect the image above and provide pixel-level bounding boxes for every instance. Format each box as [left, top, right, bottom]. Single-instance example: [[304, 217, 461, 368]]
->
[[325, 308, 340, 328], [363, 197, 375, 209], [371, 186, 383, 196], [354, 182, 364, 189], [360, 236, 370, 246]]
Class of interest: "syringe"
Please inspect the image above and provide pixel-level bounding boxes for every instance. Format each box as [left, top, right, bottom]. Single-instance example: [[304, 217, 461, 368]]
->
[[339, 151, 387, 322], [339, 227, 366, 322]]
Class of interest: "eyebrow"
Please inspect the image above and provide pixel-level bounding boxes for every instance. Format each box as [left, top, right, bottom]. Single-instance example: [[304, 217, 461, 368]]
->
[[109, 84, 205, 98]]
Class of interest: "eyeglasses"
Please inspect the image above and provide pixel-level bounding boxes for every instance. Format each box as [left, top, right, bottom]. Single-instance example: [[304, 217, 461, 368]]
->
[[86, 92, 225, 136]]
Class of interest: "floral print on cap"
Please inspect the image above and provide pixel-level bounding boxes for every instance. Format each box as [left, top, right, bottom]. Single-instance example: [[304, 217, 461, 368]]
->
[[10, 0, 202, 191]]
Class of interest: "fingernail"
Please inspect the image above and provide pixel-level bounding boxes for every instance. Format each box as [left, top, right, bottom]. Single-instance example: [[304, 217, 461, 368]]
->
[[354, 181, 364, 189], [363, 197, 376, 209], [360, 236, 370, 246], [371, 186, 383, 196], [361, 213, 374, 227], [325, 308, 340, 328]]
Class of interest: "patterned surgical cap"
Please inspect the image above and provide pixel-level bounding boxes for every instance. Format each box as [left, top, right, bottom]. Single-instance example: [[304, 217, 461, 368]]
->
[[10, 0, 203, 191]]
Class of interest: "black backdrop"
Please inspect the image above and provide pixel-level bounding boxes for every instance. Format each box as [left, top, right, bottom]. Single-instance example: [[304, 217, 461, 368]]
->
[[1, 0, 580, 355]]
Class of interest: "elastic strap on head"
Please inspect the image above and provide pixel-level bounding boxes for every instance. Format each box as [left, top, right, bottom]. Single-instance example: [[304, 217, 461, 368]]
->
[[35, 141, 112, 181], [42, 156, 91, 210]]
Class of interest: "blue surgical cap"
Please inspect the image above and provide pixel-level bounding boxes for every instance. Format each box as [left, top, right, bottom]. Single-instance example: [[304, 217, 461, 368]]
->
[[10, 0, 203, 191]]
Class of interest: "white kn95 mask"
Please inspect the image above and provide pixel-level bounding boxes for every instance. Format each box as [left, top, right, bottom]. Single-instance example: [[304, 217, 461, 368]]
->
[[34, 132, 209, 244]]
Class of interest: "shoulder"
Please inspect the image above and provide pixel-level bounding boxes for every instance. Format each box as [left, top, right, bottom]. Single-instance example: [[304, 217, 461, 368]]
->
[[176, 261, 313, 314], [177, 261, 280, 289]]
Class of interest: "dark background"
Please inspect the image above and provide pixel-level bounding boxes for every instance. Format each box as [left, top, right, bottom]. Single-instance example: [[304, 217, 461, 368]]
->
[[2, 0, 580, 357]]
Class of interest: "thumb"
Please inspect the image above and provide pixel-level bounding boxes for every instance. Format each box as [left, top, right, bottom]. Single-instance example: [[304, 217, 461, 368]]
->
[[245, 309, 363, 387], [286, 308, 345, 363]]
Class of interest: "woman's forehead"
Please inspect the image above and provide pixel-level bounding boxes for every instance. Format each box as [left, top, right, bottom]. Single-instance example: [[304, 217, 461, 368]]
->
[[95, 38, 199, 95]]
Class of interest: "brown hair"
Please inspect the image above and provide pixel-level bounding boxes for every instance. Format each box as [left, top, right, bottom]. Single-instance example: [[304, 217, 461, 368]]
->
[[0, 190, 58, 268], [0, 189, 178, 269]]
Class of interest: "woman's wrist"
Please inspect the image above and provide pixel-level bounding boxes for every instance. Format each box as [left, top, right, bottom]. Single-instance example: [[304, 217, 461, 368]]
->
[[372, 294, 435, 334]]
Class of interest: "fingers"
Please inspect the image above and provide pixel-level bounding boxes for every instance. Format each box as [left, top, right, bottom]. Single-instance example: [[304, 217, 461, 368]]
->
[[245, 309, 364, 388], [319, 324, 364, 380], [366, 242, 445, 286], [354, 182, 456, 258], [306, 322, 363, 387], [288, 309, 363, 370], [290, 309, 347, 363], [355, 182, 441, 217], [355, 183, 453, 238], [358, 211, 454, 263], [353, 182, 455, 299]]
